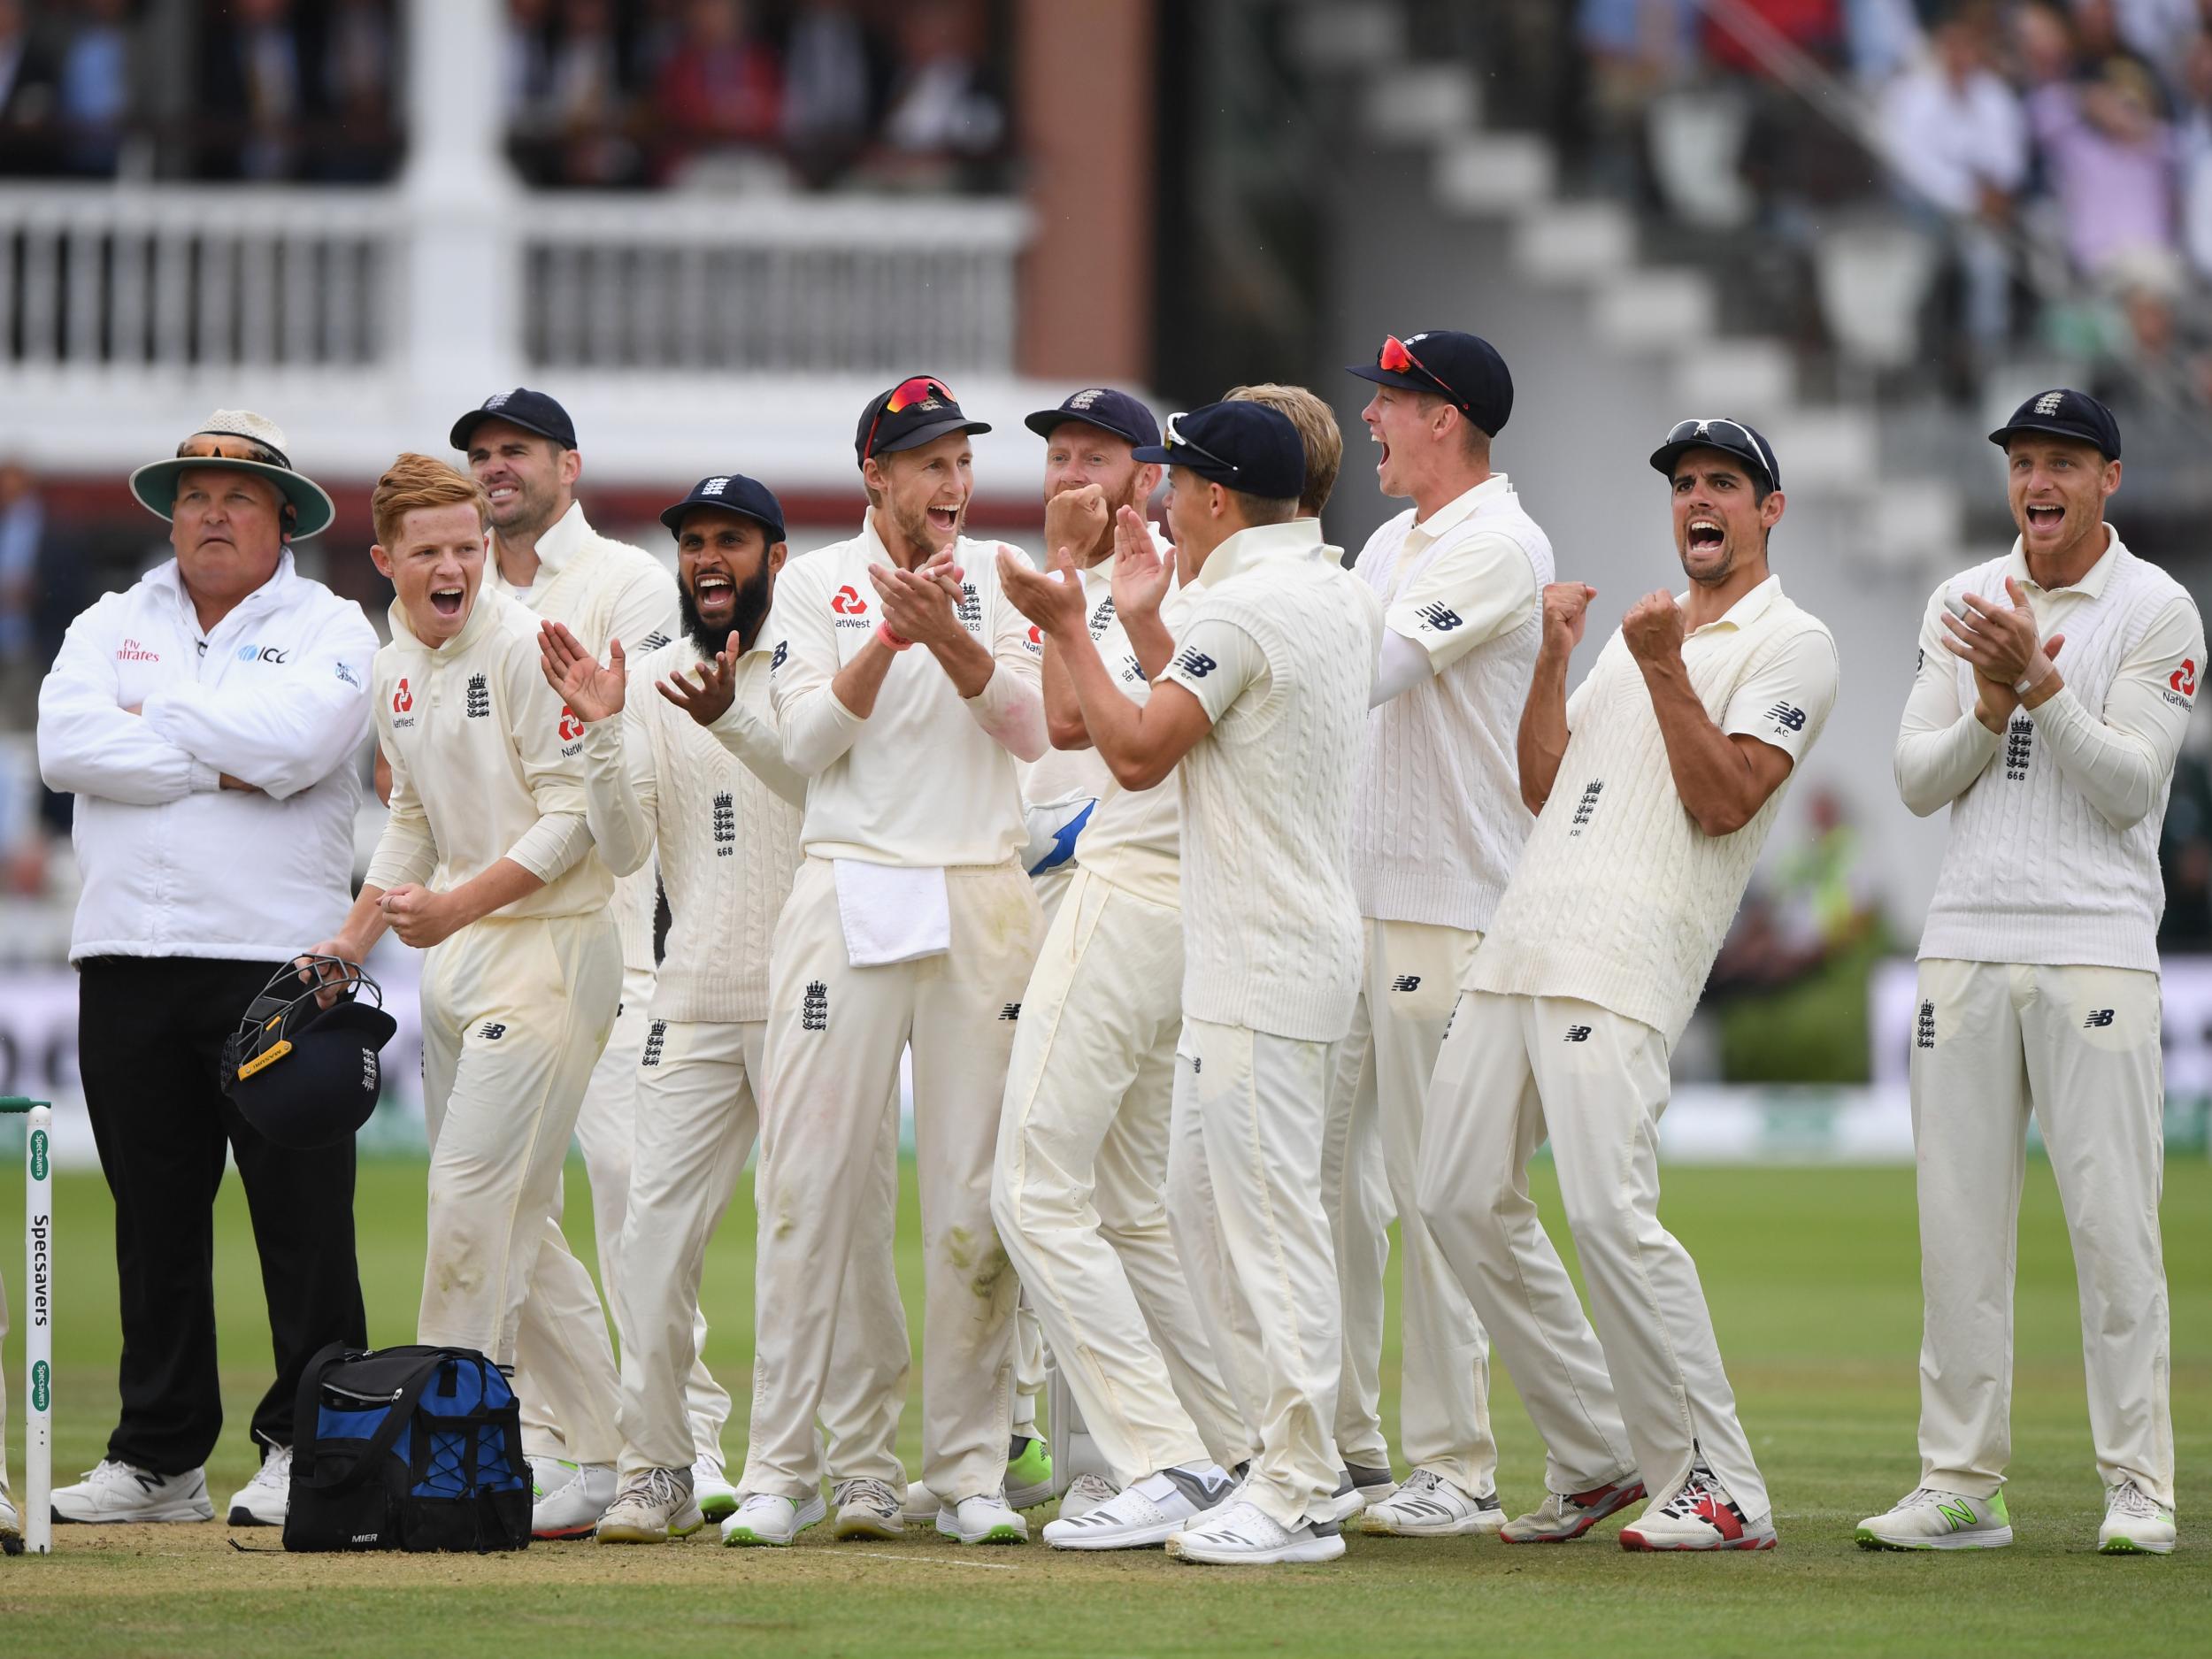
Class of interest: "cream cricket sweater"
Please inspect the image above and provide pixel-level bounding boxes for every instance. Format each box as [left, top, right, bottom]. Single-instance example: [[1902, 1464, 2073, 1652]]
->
[[365, 588, 610, 919], [577, 639, 803, 1024], [1160, 521, 1383, 1041], [1351, 474, 1553, 933], [1900, 536, 2200, 972], [1467, 580, 1835, 1045], [490, 502, 680, 972]]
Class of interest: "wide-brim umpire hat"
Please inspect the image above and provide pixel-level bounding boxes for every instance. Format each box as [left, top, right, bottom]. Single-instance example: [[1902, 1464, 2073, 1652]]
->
[[128, 410, 338, 540]]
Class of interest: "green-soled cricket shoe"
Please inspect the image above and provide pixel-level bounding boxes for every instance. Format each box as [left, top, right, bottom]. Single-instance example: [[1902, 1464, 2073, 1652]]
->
[[1855, 1486, 2011, 1549]]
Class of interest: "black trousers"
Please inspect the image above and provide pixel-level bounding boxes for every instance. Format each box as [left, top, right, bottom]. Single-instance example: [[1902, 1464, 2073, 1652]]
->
[[78, 956, 368, 1474]]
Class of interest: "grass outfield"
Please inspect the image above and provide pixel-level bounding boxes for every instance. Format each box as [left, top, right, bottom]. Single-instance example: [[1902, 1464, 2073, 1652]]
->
[[0, 1155, 2204, 1657]]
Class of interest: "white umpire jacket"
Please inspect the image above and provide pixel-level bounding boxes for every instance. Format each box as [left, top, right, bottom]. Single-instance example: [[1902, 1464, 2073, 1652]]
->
[[36, 551, 377, 963]]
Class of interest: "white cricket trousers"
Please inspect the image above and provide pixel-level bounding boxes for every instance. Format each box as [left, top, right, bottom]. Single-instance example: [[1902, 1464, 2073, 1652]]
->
[[1344, 921, 1499, 1495], [418, 910, 624, 1461], [1418, 991, 1743, 1514], [1911, 958, 2173, 1508], [615, 1017, 909, 1480], [514, 964, 732, 1468], [1168, 1017, 1342, 1530], [742, 857, 1041, 1504], [1320, 988, 1391, 1471], [993, 869, 1252, 1486]]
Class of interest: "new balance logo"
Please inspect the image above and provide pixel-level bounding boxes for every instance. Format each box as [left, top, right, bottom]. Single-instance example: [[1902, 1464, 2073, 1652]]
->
[[642, 1019, 667, 1065], [1174, 648, 1217, 679], [1563, 1025, 1592, 1043], [1414, 601, 1463, 633], [637, 630, 671, 652], [712, 790, 735, 856], [802, 980, 828, 1032], [771, 639, 788, 671], [1937, 1498, 1978, 1532], [478, 1022, 506, 1041], [2084, 1009, 2115, 1029], [1916, 1001, 1935, 1049], [1766, 702, 1806, 733], [999, 1002, 1021, 1021], [1571, 779, 1603, 833], [2005, 715, 2033, 781], [1391, 975, 1421, 993], [465, 672, 489, 719]]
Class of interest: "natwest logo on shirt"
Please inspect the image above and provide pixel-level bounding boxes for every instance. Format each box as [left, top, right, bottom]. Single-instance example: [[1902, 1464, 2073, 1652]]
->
[[115, 637, 159, 662], [392, 678, 414, 713], [831, 585, 868, 616], [2172, 658, 2198, 698], [559, 706, 585, 741]]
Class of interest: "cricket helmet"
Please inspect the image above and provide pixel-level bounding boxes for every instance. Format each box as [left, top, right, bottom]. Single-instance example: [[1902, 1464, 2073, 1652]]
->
[[220, 957, 397, 1150]]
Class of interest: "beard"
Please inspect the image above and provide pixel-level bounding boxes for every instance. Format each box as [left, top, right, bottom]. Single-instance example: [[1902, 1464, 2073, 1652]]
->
[[680, 559, 775, 660]]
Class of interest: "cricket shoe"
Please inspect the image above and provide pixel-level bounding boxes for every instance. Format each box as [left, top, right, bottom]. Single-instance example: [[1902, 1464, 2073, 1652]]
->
[[227, 1443, 293, 1526], [1006, 1435, 1055, 1509], [2099, 1481, 2176, 1555], [722, 1491, 826, 1547], [1044, 1463, 1233, 1550], [1345, 1461, 1397, 1506], [1499, 1477, 1646, 1543], [531, 1457, 617, 1540], [832, 1477, 906, 1540], [1315, 1470, 1367, 1525], [1058, 1472, 1118, 1522], [1358, 1468, 1505, 1537], [937, 1493, 1028, 1545], [1, 1477, 19, 1554], [1166, 1499, 1344, 1565], [1619, 1463, 1776, 1551], [51, 1459, 214, 1524], [1855, 1487, 2011, 1550], [692, 1454, 737, 1523], [595, 1467, 703, 1544]]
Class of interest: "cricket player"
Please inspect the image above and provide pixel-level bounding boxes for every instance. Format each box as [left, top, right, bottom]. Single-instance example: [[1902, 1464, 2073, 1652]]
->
[[728, 376, 1047, 1548], [992, 411, 1257, 1552], [1863, 390, 2196, 1556], [1334, 330, 1548, 1539], [1001, 399, 1383, 1566], [1418, 418, 1834, 1551], [308, 456, 622, 1461], [536, 472, 913, 1545], [451, 388, 711, 1532]]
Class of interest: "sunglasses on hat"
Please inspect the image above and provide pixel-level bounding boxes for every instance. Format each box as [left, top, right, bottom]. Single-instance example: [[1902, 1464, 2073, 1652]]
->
[[865, 374, 956, 458], [1662, 417, 1776, 481], [1163, 411, 1238, 477], [177, 433, 290, 470], [1376, 334, 1468, 412]]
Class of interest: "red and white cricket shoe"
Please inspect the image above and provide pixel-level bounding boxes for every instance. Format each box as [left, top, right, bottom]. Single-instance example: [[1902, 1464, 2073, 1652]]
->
[[1619, 1463, 1777, 1551]]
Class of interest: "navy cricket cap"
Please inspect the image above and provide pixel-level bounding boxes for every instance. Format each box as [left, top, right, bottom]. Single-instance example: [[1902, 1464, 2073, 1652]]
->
[[1346, 329, 1514, 437], [660, 472, 787, 544], [1023, 388, 1162, 450], [450, 388, 579, 452], [1988, 388, 2122, 461], [855, 374, 991, 464], [1649, 416, 1781, 492], [1133, 401, 1306, 500]]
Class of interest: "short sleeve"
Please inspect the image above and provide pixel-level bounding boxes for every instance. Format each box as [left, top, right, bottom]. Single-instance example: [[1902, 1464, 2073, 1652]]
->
[[1721, 626, 1840, 766], [1158, 613, 1268, 728], [1383, 529, 1539, 671]]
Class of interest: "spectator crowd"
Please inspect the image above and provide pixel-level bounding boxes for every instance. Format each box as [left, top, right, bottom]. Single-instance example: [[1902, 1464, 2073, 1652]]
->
[[1571, 0, 2212, 408]]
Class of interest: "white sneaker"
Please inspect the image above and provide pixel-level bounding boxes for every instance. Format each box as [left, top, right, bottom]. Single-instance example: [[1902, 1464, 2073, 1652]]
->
[[722, 1490, 826, 1548], [2099, 1480, 2177, 1555], [1499, 1477, 1645, 1543], [1058, 1472, 1118, 1522], [227, 1444, 292, 1527], [1358, 1467, 1505, 1537], [691, 1454, 737, 1523], [1314, 1469, 1365, 1525], [595, 1468, 703, 1544], [832, 1477, 906, 1540], [530, 1458, 617, 1540], [936, 1493, 1028, 1545], [1044, 1463, 1233, 1550], [1166, 1498, 1344, 1565], [1855, 1486, 2011, 1551], [51, 1459, 214, 1525], [1344, 1461, 1397, 1505], [1618, 1463, 1776, 1552]]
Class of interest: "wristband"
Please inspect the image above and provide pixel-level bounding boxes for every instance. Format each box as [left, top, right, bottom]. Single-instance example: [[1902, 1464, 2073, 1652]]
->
[[876, 622, 914, 652]]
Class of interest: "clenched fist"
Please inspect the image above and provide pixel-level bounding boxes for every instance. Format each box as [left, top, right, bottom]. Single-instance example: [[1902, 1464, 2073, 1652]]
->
[[1622, 589, 1686, 663], [1541, 582, 1598, 657]]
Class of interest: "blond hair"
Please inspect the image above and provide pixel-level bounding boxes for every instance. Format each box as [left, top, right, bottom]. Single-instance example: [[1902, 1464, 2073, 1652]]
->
[[372, 452, 488, 549], [1225, 382, 1343, 518]]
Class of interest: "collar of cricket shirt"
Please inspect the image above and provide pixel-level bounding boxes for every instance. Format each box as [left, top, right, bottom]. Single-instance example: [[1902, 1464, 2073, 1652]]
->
[[2001, 525, 2124, 602], [1194, 517, 1334, 589], [1407, 472, 1512, 547], [1684, 572, 1784, 637], [526, 499, 590, 576]]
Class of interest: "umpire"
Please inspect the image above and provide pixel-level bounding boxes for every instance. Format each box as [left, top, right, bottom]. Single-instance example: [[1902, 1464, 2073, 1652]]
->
[[35, 412, 378, 1528]]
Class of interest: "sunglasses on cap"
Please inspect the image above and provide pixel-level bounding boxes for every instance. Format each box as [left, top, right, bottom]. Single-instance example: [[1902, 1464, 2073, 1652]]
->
[[1376, 334, 1468, 411], [1162, 411, 1239, 476], [864, 374, 956, 459], [177, 433, 290, 470], [1662, 418, 1776, 483]]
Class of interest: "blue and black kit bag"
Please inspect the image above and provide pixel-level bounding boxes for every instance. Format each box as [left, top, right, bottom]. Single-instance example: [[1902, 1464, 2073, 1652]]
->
[[283, 1342, 531, 1552]]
